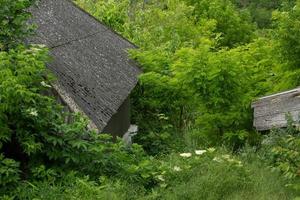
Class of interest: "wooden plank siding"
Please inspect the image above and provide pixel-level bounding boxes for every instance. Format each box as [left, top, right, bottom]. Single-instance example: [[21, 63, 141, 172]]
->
[[252, 88, 300, 131]]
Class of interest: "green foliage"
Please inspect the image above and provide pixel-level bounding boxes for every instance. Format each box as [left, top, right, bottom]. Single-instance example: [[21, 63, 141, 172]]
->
[[260, 118, 300, 193], [0, 45, 51, 153], [185, 0, 255, 47], [233, 0, 297, 28], [233, 0, 281, 28], [158, 152, 292, 200], [10, 172, 148, 200], [0, 35, 159, 197], [1, 0, 300, 198], [75, 0, 282, 152], [0, 0, 36, 50], [171, 38, 275, 147], [5, 148, 295, 199], [0, 0, 165, 196], [75, 0, 130, 33], [127, 0, 216, 51], [274, 1, 300, 72], [0, 154, 20, 188], [131, 71, 193, 154]]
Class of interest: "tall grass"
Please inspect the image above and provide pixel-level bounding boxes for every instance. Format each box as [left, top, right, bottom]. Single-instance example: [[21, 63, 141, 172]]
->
[[12, 149, 295, 200], [159, 161, 292, 200]]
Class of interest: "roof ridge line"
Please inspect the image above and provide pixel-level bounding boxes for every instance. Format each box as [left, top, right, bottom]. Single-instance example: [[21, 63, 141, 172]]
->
[[67, 0, 138, 48], [49, 29, 106, 49]]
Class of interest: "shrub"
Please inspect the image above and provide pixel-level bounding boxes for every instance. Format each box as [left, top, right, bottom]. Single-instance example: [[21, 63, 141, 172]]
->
[[260, 118, 300, 194], [171, 38, 275, 148], [6, 147, 295, 199], [0, 45, 160, 195], [0, 0, 36, 50], [184, 0, 255, 47], [75, 0, 130, 34], [273, 0, 300, 82], [0, 154, 20, 189]]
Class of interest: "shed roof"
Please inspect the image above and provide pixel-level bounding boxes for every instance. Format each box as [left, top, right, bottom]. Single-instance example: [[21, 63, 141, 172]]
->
[[29, 0, 141, 131], [252, 88, 300, 131]]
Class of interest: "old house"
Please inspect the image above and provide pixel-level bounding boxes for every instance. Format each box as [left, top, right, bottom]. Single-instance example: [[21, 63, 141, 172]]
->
[[252, 88, 300, 131], [29, 0, 141, 136]]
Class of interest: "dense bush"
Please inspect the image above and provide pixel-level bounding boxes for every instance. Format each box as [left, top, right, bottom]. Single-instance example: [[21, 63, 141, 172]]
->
[[0, 44, 163, 196], [184, 0, 255, 47], [75, 0, 256, 151], [8, 148, 296, 199], [0, 0, 36, 50], [75, 0, 299, 153], [1, 0, 300, 199], [0, 0, 160, 196], [271, 0, 300, 90], [259, 118, 300, 194], [233, 0, 296, 28]]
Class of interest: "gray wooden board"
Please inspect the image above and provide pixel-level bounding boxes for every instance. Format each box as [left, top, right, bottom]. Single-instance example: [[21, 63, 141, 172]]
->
[[252, 88, 300, 131]]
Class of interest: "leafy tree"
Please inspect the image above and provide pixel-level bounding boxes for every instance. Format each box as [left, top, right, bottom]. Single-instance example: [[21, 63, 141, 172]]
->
[[272, 0, 300, 88], [102, 0, 217, 153], [184, 0, 255, 47], [0, 0, 36, 50], [172, 38, 276, 146], [233, 0, 297, 28], [75, 0, 130, 33], [75, 0, 274, 151], [1, 0, 299, 198], [274, 1, 300, 68]]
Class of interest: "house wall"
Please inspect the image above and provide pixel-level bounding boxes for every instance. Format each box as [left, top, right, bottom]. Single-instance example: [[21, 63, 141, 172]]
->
[[51, 83, 99, 130], [103, 97, 131, 137], [51, 83, 131, 136], [252, 88, 300, 131]]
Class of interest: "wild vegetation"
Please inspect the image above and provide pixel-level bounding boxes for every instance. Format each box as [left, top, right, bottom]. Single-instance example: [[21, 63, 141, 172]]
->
[[1, 0, 300, 199]]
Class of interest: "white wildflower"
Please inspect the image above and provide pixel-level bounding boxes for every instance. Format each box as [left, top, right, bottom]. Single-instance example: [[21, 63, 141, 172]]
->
[[31, 47, 41, 52], [157, 175, 165, 182], [27, 108, 38, 117], [207, 147, 216, 153], [221, 154, 231, 159], [293, 5, 297, 10], [41, 81, 52, 88], [213, 157, 223, 163], [195, 150, 207, 155], [26, 45, 46, 54], [173, 166, 182, 172], [236, 161, 243, 167], [179, 153, 192, 158]]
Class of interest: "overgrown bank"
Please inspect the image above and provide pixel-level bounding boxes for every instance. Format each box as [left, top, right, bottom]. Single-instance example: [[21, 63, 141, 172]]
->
[[1, 0, 300, 199]]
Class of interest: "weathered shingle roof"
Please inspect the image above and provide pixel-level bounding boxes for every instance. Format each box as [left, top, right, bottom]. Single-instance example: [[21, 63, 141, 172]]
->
[[252, 88, 300, 131], [29, 0, 141, 130]]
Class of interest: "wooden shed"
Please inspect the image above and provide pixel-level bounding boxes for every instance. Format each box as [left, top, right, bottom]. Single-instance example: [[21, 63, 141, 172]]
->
[[252, 88, 300, 131], [29, 0, 141, 136]]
